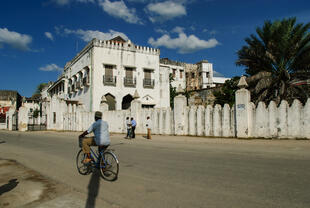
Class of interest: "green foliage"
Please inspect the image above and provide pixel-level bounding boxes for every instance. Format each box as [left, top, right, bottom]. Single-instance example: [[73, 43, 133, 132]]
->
[[236, 17, 310, 104], [34, 83, 48, 95], [214, 77, 240, 106], [169, 74, 177, 109], [33, 109, 40, 118]]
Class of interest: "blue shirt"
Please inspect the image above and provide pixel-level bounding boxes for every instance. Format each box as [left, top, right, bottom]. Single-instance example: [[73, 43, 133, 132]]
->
[[131, 120, 136, 127], [87, 119, 110, 146]]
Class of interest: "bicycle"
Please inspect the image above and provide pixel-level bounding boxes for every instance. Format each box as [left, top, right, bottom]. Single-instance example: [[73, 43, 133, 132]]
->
[[76, 144, 119, 181]]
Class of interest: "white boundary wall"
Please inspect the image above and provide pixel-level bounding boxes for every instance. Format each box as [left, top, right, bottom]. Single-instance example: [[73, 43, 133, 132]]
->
[[13, 79, 310, 139]]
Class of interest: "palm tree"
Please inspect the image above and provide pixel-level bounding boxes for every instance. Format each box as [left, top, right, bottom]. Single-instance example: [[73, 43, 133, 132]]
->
[[236, 17, 310, 104]]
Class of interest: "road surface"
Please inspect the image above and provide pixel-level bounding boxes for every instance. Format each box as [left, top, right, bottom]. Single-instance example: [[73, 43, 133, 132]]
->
[[0, 130, 310, 208]]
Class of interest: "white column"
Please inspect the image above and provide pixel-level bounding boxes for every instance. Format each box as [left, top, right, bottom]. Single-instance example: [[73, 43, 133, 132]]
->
[[173, 94, 187, 135], [235, 76, 252, 138], [18, 106, 28, 131]]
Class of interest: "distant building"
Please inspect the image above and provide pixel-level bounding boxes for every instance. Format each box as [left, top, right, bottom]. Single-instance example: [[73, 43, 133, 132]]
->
[[0, 90, 22, 129], [160, 58, 230, 91]]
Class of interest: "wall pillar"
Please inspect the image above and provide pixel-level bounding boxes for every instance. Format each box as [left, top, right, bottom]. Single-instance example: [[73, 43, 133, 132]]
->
[[131, 90, 142, 133], [173, 91, 187, 135], [18, 106, 28, 131], [7, 108, 15, 130], [235, 76, 252, 138]]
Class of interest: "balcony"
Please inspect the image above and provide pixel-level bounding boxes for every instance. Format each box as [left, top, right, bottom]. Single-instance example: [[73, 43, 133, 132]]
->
[[83, 76, 90, 86], [67, 87, 72, 94], [103, 75, 116, 86], [76, 81, 81, 90], [124, 77, 136, 87], [143, 78, 155, 88], [71, 84, 76, 92]]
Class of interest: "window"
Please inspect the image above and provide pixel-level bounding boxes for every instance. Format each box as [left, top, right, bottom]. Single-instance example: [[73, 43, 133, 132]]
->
[[125, 67, 133, 78], [144, 69, 152, 79], [53, 112, 56, 124], [172, 69, 176, 78], [180, 70, 183, 79], [191, 73, 195, 78], [105, 65, 113, 76], [206, 72, 210, 78]]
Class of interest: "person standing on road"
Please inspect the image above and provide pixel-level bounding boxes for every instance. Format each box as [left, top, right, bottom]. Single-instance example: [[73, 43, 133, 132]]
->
[[125, 117, 131, 139], [145, 116, 152, 139], [131, 117, 136, 139], [78, 111, 110, 163]]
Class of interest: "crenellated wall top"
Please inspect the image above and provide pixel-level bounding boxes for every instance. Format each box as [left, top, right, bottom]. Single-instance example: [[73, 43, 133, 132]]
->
[[92, 38, 160, 55]]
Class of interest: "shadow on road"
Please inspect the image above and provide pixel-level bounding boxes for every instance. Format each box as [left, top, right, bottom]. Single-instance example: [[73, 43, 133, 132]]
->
[[0, 179, 19, 196], [85, 168, 100, 208], [0, 141, 5, 144]]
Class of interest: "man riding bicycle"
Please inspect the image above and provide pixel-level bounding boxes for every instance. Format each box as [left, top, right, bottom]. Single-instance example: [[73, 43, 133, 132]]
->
[[79, 111, 110, 164]]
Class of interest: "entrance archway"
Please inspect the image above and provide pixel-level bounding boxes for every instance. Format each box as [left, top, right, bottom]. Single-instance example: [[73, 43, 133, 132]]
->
[[105, 93, 116, 110], [122, 94, 133, 110]]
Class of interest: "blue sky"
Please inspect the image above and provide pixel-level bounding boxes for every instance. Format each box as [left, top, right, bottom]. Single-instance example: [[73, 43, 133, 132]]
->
[[1, 0, 310, 97]]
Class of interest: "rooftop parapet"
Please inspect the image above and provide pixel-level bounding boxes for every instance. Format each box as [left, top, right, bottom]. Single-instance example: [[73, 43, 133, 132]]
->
[[93, 38, 160, 55]]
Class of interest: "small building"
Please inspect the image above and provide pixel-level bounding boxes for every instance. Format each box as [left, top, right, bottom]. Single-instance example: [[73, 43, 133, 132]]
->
[[0, 90, 22, 129]]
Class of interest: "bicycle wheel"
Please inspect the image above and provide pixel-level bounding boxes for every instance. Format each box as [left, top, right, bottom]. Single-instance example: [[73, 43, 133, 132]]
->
[[100, 151, 119, 181], [76, 149, 91, 175]]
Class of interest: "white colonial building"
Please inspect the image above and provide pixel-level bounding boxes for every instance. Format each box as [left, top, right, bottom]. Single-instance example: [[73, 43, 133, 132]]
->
[[44, 36, 171, 128]]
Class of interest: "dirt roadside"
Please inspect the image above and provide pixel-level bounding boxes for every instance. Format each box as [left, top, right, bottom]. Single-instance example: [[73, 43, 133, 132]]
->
[[0, 158, 94, 208]]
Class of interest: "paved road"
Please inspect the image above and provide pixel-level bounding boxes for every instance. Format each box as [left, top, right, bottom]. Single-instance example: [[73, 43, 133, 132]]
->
[[0, 130, 310, 208]]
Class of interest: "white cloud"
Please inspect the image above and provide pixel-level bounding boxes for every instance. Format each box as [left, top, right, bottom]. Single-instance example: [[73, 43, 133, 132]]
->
[[148, 31, 219, 54], [51, 0, 70, 6], [0, 28, 32, 51], [76, 0, 95, 3], [98, 0, 142, 24], [50, 0, 94, 6], [146, 1, 186, 22], [171, 26, 185, 34], [61, 28, 128, 42], [39, 64, 63, 71], [45, 32, 54, 41], [155, 28, 169, 34]]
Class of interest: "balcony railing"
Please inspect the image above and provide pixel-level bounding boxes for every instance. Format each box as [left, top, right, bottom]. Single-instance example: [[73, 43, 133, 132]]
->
[[103, 75, 116, 86], [83, 76, 90, 86], [67, 87, 72, 94], [124, 77, 136, 87], [143, 78, 155, 88]]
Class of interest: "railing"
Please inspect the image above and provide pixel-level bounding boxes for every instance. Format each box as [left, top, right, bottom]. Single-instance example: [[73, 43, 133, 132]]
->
[[143, 78, 155, 88], [124, 77, 136, 87], [103, 75, 116, 86]]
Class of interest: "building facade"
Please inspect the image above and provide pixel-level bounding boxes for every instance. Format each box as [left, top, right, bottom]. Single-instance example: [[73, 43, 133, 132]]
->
[[45, 37, 170, 129], [160, 58, 230, 91]]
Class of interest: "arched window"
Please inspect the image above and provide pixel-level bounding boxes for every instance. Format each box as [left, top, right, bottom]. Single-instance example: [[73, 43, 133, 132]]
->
[[122, 94, 133, 110]]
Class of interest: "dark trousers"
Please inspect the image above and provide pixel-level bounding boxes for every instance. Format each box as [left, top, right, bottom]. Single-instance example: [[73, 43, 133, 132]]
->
[[131, 126, 136, 138]]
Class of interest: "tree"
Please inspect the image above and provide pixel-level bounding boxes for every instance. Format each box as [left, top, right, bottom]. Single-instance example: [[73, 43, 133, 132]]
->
[[32, 83, 48, 98], [214, 76, 240, 106], [236, 17, 310, 104]]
